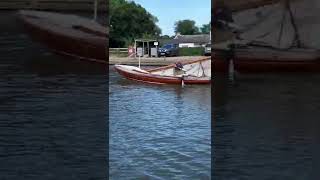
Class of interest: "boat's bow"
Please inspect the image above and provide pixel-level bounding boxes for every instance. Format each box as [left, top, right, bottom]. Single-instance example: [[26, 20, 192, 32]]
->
[[17, 10, 108, 64]]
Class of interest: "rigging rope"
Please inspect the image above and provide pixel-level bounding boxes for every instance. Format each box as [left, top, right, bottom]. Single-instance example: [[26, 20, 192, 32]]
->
[[285, 0, 302, 48], [277, 2, 287, 46]]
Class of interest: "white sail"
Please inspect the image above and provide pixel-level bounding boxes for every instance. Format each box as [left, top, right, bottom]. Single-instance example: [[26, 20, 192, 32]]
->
[[233, 0, 320, 50], [151, 60, 211, 78]]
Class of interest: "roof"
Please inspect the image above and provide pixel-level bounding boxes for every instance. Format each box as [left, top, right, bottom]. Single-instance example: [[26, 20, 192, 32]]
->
[[171, 34, 210, 44], [158, 38, 173, 45], [135, 39, 157, 42]]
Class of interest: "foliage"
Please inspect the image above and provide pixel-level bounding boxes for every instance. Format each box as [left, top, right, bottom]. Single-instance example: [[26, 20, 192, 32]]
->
[[174, 20, 199, 35], [174, 20, 211, 35], [200, 22, 211, 34], [178, 47, 205, 56], [109, 0, 161, 47], [158, 38, 172, 47], [160, 35, 171, 39]]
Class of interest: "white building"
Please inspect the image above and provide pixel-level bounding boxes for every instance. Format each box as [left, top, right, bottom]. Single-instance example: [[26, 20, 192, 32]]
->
[[172, 33, 211, 48]]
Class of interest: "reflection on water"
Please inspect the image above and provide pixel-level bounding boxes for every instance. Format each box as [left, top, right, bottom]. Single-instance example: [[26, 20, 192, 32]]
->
[[213, 73, 317, 179], [0, 11, 107, 179], [109, 67, 211, 179]]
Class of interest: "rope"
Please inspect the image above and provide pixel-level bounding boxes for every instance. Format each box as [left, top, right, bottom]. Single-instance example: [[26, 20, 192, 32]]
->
[[278, 3, 287, 46], [180, 62, 207, 78], [199, 62, 206, 77], [285, 0, 302, 48]]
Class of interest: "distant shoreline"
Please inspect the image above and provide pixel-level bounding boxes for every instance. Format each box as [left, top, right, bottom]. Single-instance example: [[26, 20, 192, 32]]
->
[[109, 56, 209, 66]]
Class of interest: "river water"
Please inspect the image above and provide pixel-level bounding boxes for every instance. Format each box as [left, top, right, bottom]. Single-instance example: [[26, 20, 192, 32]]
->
[[3, 8, 317, 180], [213, 73, 317, 179], [109, 67, 211, 179], [0, 11, 108, 179]]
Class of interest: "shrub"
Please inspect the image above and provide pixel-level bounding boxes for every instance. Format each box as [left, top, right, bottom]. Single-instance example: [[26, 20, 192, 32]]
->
[[178, 47, 204, 56]]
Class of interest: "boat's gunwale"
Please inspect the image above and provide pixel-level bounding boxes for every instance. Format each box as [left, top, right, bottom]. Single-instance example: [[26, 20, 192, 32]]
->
[[147, 57, 211, 73], [18, 10, 108, 41], [17, 10, 108, 64], [114, 58, 211, 85]]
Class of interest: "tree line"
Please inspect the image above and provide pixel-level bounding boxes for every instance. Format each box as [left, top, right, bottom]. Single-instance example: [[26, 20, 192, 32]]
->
[[174, 20, 211, 36], [110, 0, 210, 47]]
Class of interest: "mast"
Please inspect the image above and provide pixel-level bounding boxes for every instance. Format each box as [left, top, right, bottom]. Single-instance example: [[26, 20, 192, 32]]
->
[[93, 0, 98, 21]]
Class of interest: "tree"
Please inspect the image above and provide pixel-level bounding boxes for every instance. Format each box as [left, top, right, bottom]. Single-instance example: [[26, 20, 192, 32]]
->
[[160, 35, 170, 39], [174, 20, 199, 35], [109, 0, 161, 47], [200, 22, 211, 34]]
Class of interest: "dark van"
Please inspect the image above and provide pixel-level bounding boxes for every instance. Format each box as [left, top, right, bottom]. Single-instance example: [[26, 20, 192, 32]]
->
[[158, 44, 179, 57]]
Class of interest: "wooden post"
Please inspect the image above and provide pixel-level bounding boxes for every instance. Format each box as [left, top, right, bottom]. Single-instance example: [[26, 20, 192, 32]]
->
[[134, 40, 137, 58], [142, 41, 145, 57], [139, 55, 141, 68], [147, 41, 150, 57]]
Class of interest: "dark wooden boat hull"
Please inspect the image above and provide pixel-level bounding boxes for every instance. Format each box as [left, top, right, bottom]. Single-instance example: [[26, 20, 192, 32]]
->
[[213, 47, 320, 73], [233, 58, 320, 73], [17, 10, 107, 64], [115, 67, 210, 85], [212, 49, 232, 73]]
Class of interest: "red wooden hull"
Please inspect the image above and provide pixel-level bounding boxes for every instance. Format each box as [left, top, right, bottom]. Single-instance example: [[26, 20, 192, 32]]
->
[[17, 10, 108, 64], [213, 58, 229, 73], [114, 58, 211, 85], [115, 66, 210, 85], [212, 50, 230, 73]]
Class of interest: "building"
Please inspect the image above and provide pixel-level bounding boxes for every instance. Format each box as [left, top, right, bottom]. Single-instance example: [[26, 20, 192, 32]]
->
[[171, 33, 210, 48]]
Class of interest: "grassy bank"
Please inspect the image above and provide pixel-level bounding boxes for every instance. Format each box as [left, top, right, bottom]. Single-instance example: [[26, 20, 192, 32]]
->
[[178, 47, 205, 56]]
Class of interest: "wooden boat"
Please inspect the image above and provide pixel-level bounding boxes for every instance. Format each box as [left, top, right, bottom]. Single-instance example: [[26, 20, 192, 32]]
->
[[213, 43, 320, 73], [212, 43, 232, 73], [114, 57, 211, 85], [233, 46, 320, 72], [213, 0, 320, 73], [17, 10, 108, 64]]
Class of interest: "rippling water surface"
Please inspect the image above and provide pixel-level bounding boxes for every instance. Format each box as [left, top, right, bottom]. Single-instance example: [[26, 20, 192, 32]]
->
[[213, 73, 317, 179], [109, 67, 211, 179], [0, 11, 107, 179]]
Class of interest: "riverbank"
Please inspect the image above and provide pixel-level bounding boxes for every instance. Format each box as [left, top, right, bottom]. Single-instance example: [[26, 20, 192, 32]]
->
[[109, 56, 209, 66]]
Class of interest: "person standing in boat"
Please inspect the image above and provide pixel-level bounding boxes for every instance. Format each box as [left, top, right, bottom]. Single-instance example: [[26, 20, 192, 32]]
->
[[174, 62, 185, 76]]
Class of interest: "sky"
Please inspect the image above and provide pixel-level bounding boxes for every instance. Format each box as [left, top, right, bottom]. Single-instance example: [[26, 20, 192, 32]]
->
[[132, 0, 211, 36]]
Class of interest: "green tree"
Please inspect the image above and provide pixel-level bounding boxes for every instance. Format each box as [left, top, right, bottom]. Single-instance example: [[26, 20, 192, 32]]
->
[[110, 0, 161, 47], [200, 22, 211, 34], [160, 35, 170, 39], [174, 20, 199, 35]]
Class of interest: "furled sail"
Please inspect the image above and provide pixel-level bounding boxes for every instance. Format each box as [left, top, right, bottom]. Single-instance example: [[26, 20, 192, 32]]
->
[[233, 0, 320, 50]]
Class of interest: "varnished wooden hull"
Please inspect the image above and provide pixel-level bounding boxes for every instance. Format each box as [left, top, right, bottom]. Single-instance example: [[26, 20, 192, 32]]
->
[[212, 49, 232, 73], [213, 47, 320, 73], [17, 10, 108, 64], [114, 58, 211, 85], [233, 58, 320, 73], [115, 67, 210, 85]]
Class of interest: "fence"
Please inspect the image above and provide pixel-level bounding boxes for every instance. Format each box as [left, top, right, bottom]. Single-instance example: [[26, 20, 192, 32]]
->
[[109, 48, 128, 57], [109, 47, 207, 57]]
